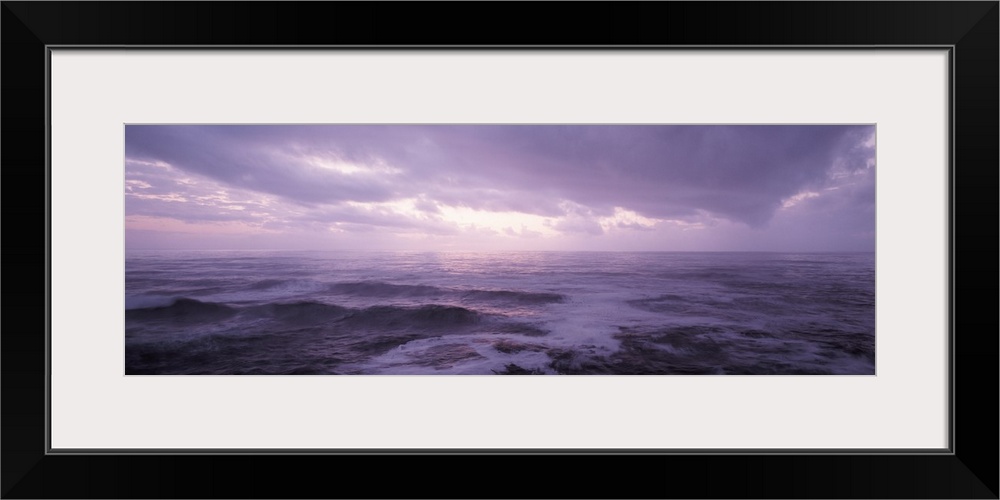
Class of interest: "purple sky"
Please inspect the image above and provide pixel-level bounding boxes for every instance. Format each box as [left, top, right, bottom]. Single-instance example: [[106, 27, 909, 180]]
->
[[124, 125, 875, 252]]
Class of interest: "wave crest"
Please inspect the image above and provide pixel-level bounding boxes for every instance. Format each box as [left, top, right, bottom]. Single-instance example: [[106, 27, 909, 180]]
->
[[329, 281, 443, 298]]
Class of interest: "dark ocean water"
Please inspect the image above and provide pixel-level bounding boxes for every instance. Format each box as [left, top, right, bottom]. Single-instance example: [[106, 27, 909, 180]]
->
[[124, 251, 875, 375]]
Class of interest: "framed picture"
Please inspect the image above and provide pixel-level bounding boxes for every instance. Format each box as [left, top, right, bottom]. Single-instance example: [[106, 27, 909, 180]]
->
[[4, 2, 996, 498]]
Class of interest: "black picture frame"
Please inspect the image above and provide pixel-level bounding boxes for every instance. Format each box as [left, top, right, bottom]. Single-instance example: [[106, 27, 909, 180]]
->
[[3, 2, 996, 498]]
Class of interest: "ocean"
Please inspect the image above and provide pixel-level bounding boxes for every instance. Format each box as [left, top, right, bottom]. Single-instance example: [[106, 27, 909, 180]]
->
[[124, 251, 876, 375]]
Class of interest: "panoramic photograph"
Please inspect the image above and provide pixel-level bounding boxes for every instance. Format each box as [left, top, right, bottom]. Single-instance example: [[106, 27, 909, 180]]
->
[[124, 124, 876, 375]]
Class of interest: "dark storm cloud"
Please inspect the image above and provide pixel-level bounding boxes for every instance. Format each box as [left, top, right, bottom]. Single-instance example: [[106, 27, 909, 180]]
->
[[125, 124, 874, 232], [427, 125, 871, 226]]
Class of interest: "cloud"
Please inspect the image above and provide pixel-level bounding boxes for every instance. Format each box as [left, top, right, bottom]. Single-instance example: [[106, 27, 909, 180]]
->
[[124, 124, 875, 251], [549, 214, 605, 236]]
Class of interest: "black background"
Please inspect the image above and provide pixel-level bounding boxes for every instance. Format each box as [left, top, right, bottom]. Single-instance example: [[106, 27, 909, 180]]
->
[[3, 2, 997, 498]]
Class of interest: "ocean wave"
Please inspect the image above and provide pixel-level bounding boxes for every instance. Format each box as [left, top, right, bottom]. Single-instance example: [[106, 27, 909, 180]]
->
[[328, 281, 565, 306], [461, 289, 564, 305], [127, 293, 486, 332], [125, 297, 236, 322], [343, 304, 481, 329], [246, 301, 353, 323], [329, 281, 444, 298], [125, 294, 179, 310], [125, 252, 874, 375]]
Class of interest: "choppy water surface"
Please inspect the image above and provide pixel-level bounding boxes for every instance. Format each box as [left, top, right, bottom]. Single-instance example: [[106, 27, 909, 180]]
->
[[125, 251, 875, 375]]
